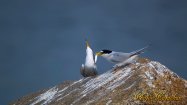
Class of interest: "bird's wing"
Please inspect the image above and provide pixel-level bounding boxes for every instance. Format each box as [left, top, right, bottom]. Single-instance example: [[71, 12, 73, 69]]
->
[[80, 64, 85, 77], [93, 69, 98, 75], [91, 66, 98, 76], [93, 64, 97, 69], [111, 52, 131, 62]]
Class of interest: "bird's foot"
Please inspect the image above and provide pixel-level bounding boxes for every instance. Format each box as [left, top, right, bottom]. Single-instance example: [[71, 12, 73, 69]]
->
[[112, 64, 119, 68], [112, 64, 121, 71]]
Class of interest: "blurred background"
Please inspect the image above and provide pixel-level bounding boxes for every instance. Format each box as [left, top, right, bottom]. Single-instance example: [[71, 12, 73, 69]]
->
[[0, 0, 187, 104]]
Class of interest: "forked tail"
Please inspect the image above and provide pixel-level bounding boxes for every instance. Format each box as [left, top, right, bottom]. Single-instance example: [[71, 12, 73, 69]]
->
[[130, 45, 149, 57]]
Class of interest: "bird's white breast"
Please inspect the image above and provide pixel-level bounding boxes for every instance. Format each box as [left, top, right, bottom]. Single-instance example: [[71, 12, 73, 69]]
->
[[85, 47, 95, 67]]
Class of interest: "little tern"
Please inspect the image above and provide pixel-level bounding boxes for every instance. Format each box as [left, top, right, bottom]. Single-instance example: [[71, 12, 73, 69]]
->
[[80, 40, 98, 77], [95, 46, 148, 67]]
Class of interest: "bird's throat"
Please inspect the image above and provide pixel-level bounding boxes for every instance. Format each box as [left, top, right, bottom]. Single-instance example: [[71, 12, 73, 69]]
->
[[85, 48, 95, 67]]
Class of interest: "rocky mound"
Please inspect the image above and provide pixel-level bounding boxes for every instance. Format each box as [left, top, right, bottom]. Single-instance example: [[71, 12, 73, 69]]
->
[[11, 58, 187, 105]]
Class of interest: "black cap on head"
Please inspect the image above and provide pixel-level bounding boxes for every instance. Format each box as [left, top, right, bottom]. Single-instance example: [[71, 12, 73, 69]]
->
[[101, 49, 112, 54]]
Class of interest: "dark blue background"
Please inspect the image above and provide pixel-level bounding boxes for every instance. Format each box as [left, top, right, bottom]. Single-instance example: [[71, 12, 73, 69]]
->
[[0, 0, 187, 104]]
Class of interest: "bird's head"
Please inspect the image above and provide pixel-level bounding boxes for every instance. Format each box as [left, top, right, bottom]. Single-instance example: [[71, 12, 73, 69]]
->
[[96, 49, 112, 56]]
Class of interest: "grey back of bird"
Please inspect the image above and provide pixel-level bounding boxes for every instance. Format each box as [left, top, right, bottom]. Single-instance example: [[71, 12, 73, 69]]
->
[[109, 46, 148, 63]]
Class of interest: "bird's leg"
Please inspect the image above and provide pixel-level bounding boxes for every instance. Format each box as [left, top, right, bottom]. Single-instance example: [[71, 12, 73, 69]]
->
[[112, 64, 119, 71], [112, 64, 119, 68]]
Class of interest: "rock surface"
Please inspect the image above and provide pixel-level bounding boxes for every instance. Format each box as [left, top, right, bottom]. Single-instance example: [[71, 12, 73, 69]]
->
[[11, 58, 187, 105]]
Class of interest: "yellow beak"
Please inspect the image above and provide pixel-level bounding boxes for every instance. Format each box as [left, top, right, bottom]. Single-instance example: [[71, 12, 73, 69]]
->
[[96, 52, 103, 56], [85, 40, 90, 48]]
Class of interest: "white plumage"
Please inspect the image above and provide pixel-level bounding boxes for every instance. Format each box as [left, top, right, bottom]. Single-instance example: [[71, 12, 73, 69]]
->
[[80, 40, 97, 77]]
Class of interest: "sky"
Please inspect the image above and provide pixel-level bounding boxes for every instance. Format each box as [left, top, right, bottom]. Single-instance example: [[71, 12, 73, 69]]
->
[[0, 0, 187, 104]]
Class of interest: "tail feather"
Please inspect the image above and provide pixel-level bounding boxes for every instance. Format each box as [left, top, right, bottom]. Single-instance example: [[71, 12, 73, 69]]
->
[[130, 45, 149, 57]]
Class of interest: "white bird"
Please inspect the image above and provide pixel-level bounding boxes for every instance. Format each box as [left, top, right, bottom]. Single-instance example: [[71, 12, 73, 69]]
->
[[95, 46, 148, 67], [80, 40, 98, 77]]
